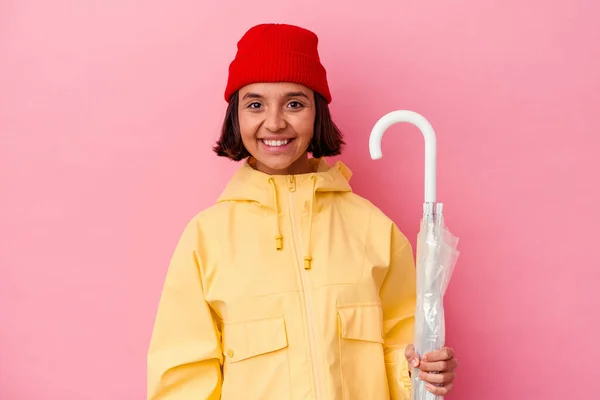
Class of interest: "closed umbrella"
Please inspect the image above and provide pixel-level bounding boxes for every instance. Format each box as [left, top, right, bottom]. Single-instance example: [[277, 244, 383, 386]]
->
[[369, 110, 460, 400]]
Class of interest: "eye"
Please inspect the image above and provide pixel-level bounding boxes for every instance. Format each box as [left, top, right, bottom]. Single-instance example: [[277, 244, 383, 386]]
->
[[248, 102, 262, 109], [287, 101, 303, 109]]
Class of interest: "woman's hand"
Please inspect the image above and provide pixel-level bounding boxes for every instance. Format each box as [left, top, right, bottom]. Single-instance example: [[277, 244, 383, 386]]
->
[[404, 344, 458, 396]]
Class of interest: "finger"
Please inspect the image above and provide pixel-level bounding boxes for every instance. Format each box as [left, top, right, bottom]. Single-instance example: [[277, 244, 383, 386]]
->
[[426, 382, 454, 396], [422, 347, 454, 362], [422, 346, 454, 362], [404, 344, 420, 368], [418, 371, 455, 385], [419, 358, 458, 373]]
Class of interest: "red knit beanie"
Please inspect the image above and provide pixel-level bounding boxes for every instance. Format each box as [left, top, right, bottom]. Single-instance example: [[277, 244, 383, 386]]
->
[[224, 23, 332, 103]]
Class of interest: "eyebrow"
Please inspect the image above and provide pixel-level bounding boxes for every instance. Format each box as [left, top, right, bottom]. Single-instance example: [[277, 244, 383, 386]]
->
[[242, 91, 309, 100], [285, 91, 309, 99]]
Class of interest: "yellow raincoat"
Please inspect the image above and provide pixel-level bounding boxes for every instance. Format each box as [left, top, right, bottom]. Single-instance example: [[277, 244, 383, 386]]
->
[[147, 158, 416, 399]]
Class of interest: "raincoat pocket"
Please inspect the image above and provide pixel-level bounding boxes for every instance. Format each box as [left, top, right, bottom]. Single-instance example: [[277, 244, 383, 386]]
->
[[221, 315, 291, 400], [337, 304, 389, 400]]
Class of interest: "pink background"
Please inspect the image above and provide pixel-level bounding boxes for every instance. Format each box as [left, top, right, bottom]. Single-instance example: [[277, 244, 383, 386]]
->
[[2, 0, 599, 399]]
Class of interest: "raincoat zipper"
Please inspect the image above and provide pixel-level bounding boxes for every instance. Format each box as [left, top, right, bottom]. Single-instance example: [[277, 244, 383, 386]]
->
[[287, 175, 323, 400]]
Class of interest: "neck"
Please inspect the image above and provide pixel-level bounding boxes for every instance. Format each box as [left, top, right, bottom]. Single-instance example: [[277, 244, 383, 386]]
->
[[254, 153, 313, 175]]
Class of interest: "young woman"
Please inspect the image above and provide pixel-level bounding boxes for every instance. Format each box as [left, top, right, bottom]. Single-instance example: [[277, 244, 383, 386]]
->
[[147, 23, 458, 400]]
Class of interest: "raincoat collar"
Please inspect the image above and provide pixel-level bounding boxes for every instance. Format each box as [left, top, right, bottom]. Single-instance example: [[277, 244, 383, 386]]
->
[[217, 157, 353, 208]]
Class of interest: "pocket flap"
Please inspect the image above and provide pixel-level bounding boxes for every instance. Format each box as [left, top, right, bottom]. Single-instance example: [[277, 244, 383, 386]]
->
[[338, 304, 384, 343], [222, 315, 288, 363]]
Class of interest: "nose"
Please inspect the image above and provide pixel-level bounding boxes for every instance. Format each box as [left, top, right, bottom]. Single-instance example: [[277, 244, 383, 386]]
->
[[263, 107, 287, 132]]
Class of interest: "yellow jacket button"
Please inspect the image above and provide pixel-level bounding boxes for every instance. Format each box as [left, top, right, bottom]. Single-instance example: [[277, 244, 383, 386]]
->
[[227, 349, 234, 358]]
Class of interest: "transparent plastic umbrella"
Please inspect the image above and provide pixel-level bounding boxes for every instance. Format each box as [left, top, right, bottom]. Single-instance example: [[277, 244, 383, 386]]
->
[[369, 111, 460, 400]]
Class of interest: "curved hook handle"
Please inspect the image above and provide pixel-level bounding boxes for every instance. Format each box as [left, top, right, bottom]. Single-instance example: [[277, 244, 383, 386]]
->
[[369, 110, 437, 203]]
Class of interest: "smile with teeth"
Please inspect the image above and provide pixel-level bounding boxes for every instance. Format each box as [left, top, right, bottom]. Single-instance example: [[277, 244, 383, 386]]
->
[[261, 139, 291, 147]]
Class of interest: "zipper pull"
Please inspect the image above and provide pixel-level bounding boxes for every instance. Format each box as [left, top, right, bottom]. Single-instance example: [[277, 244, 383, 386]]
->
[[287, 175, 296, 192], [304, 256, 312, 270]]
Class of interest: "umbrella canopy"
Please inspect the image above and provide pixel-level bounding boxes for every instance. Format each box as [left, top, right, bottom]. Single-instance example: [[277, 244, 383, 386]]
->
[[369, 111, 460, 400]]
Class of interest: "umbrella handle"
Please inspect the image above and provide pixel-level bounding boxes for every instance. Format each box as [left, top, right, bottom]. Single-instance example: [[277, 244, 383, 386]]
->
[[368, 110, 437, 204]]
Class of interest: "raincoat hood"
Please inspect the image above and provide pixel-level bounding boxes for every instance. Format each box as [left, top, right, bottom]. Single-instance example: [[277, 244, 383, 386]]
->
[[217, 157, 353, 205]]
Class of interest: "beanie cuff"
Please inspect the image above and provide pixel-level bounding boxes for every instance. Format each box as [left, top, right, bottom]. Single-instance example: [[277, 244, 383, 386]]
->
[[225, 52, 331, 103]]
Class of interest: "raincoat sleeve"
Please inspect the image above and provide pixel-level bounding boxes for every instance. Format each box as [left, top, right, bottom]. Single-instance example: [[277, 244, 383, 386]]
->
[[147, 220, 223, 399], [381, 223, 417, 400]]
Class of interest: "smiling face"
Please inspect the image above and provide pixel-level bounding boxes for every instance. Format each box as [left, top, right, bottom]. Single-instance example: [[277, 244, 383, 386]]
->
[[237, 82, 316, 175]]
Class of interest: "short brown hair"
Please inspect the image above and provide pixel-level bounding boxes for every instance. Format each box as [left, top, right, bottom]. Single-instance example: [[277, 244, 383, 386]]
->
[[213, 91, 345, 161]]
